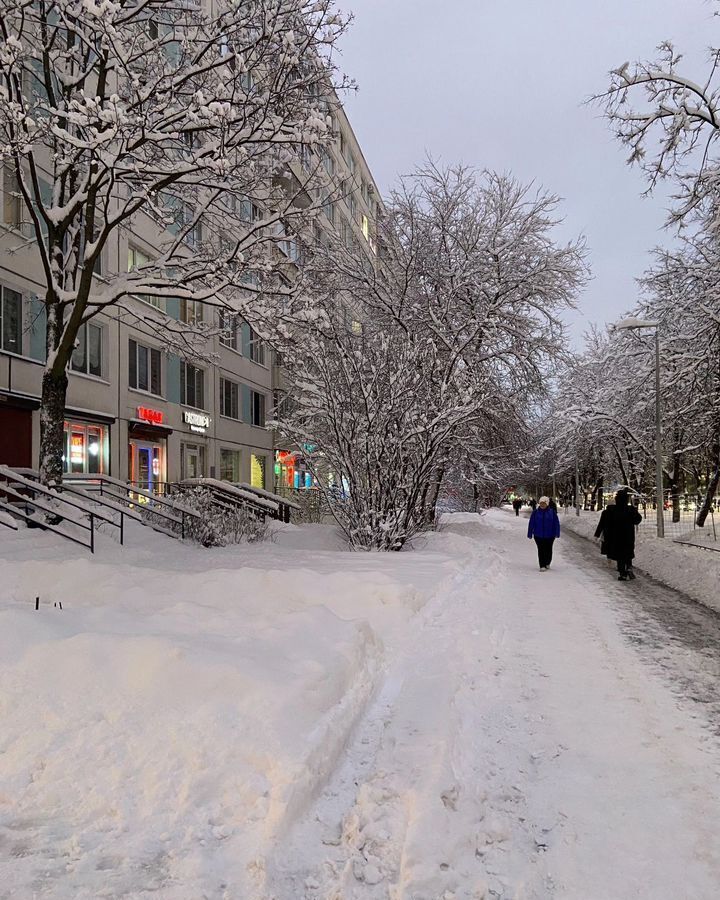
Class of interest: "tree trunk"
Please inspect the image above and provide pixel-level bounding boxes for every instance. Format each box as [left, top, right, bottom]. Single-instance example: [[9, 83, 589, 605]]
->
[[38, 368, 69, 486], [671, 453, 682, 524], [697, 443, 720, 527], [38, 300, 72, 487], [426, 466, 444, 525]]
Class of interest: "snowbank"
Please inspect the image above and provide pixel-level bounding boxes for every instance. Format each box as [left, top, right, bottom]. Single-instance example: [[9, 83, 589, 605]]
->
[[560, 509, 720, 615], [0, 518, 476, 899]]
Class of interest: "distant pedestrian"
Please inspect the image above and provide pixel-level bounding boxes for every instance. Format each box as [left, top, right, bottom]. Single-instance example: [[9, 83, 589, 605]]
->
[[512, 498, 523, 517], [527, 496, 561, 571], [529, 498, 537, 510], [601, 490, 642, 581], [548, 497, 558, 512]]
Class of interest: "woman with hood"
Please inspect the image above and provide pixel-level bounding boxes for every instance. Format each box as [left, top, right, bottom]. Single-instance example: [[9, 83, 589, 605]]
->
[[527, 496, 561, 571]]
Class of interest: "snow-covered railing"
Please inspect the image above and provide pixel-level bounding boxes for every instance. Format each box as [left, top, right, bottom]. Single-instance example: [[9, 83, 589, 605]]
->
[[233, 482, 302, 511], [0, 466, 110, 552], [62, 473, 201, 539], [177, 477, 284, 522]]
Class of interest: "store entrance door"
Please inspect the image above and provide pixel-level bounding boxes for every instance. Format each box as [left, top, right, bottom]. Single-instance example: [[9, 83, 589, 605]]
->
[[129, 439, 165, 495]]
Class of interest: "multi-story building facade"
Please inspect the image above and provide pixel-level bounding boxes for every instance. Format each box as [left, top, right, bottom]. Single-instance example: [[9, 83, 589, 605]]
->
[[0, 218, 274, 492], [0, 86, 382, 496], [272, 103, 384, 493]]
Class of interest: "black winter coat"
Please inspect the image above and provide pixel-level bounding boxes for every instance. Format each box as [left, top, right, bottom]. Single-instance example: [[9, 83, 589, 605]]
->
[[595, 503, 642, 561]]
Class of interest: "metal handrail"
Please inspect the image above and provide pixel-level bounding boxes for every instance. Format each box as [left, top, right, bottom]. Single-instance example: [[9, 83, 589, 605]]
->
[[0, 485, 96, 552]]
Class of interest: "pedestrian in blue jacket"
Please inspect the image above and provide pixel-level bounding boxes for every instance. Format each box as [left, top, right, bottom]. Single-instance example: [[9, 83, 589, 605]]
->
[[527, 495, 561, 571]]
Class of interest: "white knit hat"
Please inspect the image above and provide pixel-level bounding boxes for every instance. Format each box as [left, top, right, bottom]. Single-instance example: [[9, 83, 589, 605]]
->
[[539, 496, 550, 504]]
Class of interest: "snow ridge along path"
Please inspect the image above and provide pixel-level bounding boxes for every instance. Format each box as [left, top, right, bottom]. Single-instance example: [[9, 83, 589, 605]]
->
[[268, 511, 720, 900]]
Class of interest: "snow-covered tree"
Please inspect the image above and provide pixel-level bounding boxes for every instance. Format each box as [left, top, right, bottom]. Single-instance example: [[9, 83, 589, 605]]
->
[[276, 163, 587, 548], [0, 0, 348, 484], [598, 29, 720, 228]]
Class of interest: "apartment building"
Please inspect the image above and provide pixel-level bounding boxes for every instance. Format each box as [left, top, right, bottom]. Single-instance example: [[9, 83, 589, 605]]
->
[[0, 64, 382, 497], [272, 101, 384, 492], [0, 210, 274, 492]]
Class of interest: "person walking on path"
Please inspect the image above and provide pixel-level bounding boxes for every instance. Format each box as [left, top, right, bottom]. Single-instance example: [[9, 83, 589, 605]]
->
[[602, 490, 642, 581], [527, 496, 561, 571], [512, 498, 523, 517], [593, 498, 616, 567]]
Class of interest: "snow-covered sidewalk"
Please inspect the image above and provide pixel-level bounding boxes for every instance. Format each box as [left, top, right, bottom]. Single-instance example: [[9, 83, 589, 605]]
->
[[560, 507, 720, 614], [271, 510, 720, 899], [1, 511, 719, 899]]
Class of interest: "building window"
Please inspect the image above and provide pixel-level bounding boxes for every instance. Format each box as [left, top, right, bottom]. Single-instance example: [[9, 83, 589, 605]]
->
[[0, 285, 22, 354], [180, 298, 203, 325], [180, 361, 204, 409], [71, 322, 102, 377], [181, 442, 206, 479], [220, 377, 239, 419], [247, 325, 265, 365], [220, 448, 241, 482], [3, 167, 22, 229], [251, 390, 265, 427], [128, 245, 165, 310], [250, 453, 266, 489], [361, 214, 369, 241], [165, 195, 202, 247], [63, 421, 108, 475], [339, 217, 352, 248], [129, 339, 162, 395], [321, 149, 335, 176], [219, 310, 239, 350]]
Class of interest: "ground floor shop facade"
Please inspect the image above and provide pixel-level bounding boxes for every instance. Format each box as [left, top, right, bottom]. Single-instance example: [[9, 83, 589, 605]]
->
[[0, 350, 273, 492]]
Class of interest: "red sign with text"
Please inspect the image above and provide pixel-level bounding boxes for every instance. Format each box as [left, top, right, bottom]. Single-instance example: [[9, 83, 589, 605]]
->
[[137, 406, 164, 425]]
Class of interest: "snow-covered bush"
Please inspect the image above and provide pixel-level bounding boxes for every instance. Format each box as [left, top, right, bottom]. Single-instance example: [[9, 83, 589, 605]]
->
[[140, 488, 268, 547], [180, 488, 269, 547]]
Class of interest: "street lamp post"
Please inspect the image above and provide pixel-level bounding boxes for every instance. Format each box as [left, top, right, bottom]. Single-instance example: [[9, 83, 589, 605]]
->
[[614, 318, 664, 538], [575, 455, 580, 517]]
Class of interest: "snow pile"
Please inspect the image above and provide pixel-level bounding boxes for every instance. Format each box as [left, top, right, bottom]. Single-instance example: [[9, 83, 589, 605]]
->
[[561, 510, 720, 614], [0, 519, 475, 899]]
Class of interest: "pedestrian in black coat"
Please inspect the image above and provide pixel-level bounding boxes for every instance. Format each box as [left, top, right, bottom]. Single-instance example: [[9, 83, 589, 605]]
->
[[593, 498, 616, 560], [600, 490, 642, 581], [512, 498, 523, 516]]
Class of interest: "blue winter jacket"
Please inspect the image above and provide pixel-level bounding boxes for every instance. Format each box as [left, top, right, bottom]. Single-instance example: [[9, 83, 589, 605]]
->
[[527, 507, 561, 540]]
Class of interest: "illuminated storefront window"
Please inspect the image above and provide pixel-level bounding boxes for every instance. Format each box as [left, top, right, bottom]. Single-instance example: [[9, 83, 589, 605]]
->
[[62, 421, 109, 475], [274, 449, 315, 490], [250, 453, 266, 489]]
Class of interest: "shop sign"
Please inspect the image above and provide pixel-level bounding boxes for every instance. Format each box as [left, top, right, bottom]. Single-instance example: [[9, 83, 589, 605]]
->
[[70, 434, 84, 466], [137, 406, 164, 425], [183, 410, 211, 433]]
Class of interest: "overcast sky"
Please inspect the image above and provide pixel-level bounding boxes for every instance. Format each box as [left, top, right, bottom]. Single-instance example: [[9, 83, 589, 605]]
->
[[337, 0, 714, 345]]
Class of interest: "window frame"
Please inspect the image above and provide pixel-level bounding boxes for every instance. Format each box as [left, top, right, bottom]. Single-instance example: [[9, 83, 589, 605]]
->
[[180, 360, 205, 410], [70, 321, 103, 378], [0, 285, 22, 355], [220, 377, 239, 420], [129, 338, 162, 396], [219, 310, 239, 351], [250, 390, 266, 427], [220, 447, 241, 482]]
